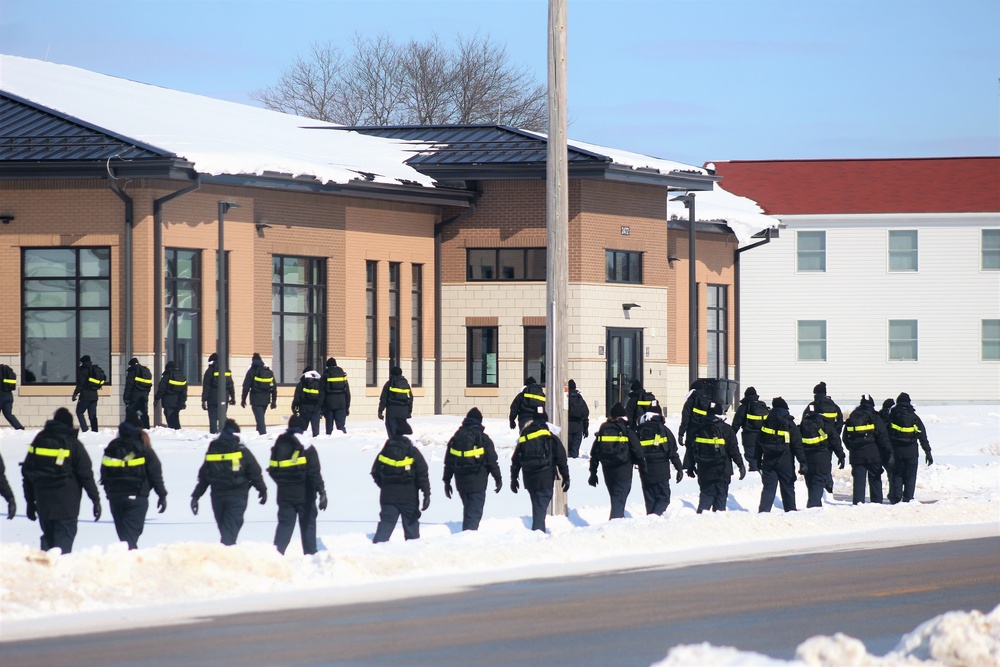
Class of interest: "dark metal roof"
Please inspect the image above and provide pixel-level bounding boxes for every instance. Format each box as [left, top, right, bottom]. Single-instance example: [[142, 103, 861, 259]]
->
[[0, 92, 169, 162]]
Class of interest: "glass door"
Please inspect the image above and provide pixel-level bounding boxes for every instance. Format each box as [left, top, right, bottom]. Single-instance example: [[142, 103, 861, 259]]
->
[[606, 327, 643, 416]]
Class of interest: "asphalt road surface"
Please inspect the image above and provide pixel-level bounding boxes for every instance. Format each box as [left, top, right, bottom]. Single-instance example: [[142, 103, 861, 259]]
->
[[3, 537, 997, 667]]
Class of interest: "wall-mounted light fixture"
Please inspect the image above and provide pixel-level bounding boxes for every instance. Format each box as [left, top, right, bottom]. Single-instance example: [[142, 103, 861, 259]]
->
[[622, 303, 640, 320], [255, 223, 273, 233], [0, 215, 14, 225], [667, 255, 679, 268]]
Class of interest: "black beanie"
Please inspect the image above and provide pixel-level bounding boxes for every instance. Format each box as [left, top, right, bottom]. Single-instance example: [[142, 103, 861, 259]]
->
[[897, 392, 911, 405], [860, 394, 875, 408], [53, 407, 75, 428], [390, 366, 402, 377], [252, 352, 262, 362], [80, 355, 91, 364], [772, 396, 789, 411], [208, 353, 218, 363], [326, 357, 336, 367], [813, 382, 827, 396], [165, 360, 176, 371], [568, 379, 577, 392], [631, 379, 642, 391], [611, 402, 628, 418], [744, 386, 757, 399], [128, 357, 139, 366], [525, 376, 536, 385], [222, 419, 240, 434], [466, 407, 483, 422], [288, 415, 308, 433]]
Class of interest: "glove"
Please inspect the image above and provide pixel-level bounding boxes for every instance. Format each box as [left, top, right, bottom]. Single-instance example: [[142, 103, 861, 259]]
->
[[675, 469, 684, 484], [6, 497, 15, 520], [345, 409, 350, 417], [885, 457, 895, 473], [258, 488, 268, 505], [229, 397, 236, 405], [444, 481, 453, 499], [378, 412, 384, 421], [71, 394, 78, 402], [202, 401, 208, 411], [318, 491, 328, 511], [190, 497, 199, 515], [494, 476, 502, 494], [421, 493, 431, 511], [157, 495, 167, 513], [92, 499, 102, 521], [510, 478, 519, 494], [270, 401, 277, 410], [686, 468, 696, 478], [925, 452, 933, 466], [509, 420, 516, 430], [799, 463, 809, 477], [240, 400, 246, 408], [561, 476, 570, 493], [738, 467, 747, 481], [838, 455, 846, 469], [584, 431, 589, 438], [26, 502, 37, 522], [588, 472, 598, 487]]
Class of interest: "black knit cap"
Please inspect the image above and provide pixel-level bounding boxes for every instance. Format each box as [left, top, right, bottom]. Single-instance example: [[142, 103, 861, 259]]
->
[[813, 382, 827, 396], [896, 392, 911, 404], [222, 419, 240, 434], [772, 397, 789, 411], [326, 357, 336, 367], [631, 379, 642, 391], [252, 352, 262, 362], [53, 407, 75, 428], [390, 366, 402, 377], [466, 407, 483, 422], [525, 376, 536, 385], [568, 379, 576, 392], [80, 355, 91, 364], [288, 415, 308, 433], [744, 386, 758, 399], [611, 402, 628, 418], [860, 394, 875, 408], [208, 353, 218, 363], [128, 357, 139, 366]]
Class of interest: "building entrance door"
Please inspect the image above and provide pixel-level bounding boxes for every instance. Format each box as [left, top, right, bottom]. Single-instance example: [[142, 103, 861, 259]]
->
[[606, 327, 643, 417]]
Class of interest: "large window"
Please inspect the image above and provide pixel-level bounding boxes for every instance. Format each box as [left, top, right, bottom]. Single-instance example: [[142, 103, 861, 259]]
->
[[797, 231, 826, 272], [411, 264, 423, 386], [467, 248, 546, 281], [523, 326, 546, 384], [272, 255, 326, 383], [888, 320, 918, 361], [797, 320, 827, 361], [388, 262, 400, 371], [707, 285, 728, 378], [165, 249, 201, 383], [606, 250, 642, 284], [888, 230, 918, 272], [983, 229, 1000, 270], [22, 247, 110, 384], [366, 260, 377, 386], [984, 320, 1000, 361], [467, 327, 498, 387]]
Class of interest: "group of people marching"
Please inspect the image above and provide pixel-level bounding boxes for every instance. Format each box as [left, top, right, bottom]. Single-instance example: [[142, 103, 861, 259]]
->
[[0, 359, 933, 556]]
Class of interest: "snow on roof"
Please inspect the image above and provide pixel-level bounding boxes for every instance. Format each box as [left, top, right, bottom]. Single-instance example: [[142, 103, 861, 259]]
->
[[667, 184, 779, 247], [518, 129, 708, 176], [0, 55, 434, 187]]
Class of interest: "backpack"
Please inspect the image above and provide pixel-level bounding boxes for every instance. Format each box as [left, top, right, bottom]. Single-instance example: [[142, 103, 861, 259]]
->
[[167, 368, 187, 394], [758, 414, 792, 455], [89, 364, 107, 388], [101, 435, 147, 490], [448, 427, 485, 473], [594, 421, 632, 466], [743, 399, 769, 432], [637, 421, 670, 464], [324, 367, 348, 394], [568, 391, 589, 422], [268, 435, 308, 485], [204, 440, 247, 485], [688, 391, 715, 432], [799, 414, 829, 451], [387, 376, 412, 406], [299, 376, 322, 405], [0, 364, 16, 392], [23, 431, 75, 485], [843, 409, 876, 451], [377, 439, 415, 484], [521, 383, 546, 413], [518, 427, 553, 474], [692, 420, 728, 468], [889, 407, 920, 444], [132, 364, 153, 394], [252, 366, 274, 393]]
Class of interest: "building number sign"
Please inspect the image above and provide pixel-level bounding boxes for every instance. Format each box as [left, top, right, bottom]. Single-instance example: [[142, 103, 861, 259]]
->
[[620, 226, 630, 235]]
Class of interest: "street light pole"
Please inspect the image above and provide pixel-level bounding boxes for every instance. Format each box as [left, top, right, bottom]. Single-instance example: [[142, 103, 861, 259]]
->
[[217, 201, 239, 428]]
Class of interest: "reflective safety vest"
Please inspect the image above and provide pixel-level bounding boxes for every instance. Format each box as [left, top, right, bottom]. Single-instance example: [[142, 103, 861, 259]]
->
[[101, 454, 146, 468], [28, 444, 71, 466], [206, 450, 243, 471], [519, 428, 551, 443], [270, 450, 306, 468], [378, 454, 414, 468], [802, 429, 829, 446], [449, 446, 485, 458], [760, 426, 791, 443]]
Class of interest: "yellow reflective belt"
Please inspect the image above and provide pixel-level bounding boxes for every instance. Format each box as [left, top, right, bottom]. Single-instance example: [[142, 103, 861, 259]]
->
[[28, 445, 71, 464], [760, 426, 790, 443], [270, 451, 306, 468], [519, 429, 551, 443], [206, 451, 243, 471], [254, 376, 273, 384], [102, 456, 146, 468], [640, 435, 665, 447], [389, 386, 410, 395], [213, 372, 232, 377], [327, 376, 346, 382], [168, 379, 187, 386], [891, 423, 920, 433], [303, 388, 319, 394], [694, 437, 726, 446], [847, 424, 875, 432], [598, 435, 630, 442], [747, 414, 765, 421], [2, 378, 15, 385], [692, 407, 707, 416], [449, 447, 485, 458], [523, 393, 546, 402], [134, 376, 152, 385], [378, 454, 414, 467], [88, 377, 104, 386], [820, 412, 838, 419], [636, 400, 652, 406], [802, 429, 828, 445]]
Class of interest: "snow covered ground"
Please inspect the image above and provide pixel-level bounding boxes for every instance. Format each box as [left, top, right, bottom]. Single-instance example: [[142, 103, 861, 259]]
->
[[1, 403, 998, 654]]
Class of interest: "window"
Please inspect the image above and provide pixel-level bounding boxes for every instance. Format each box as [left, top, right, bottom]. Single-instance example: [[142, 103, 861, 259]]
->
[[411, 264, 423, 386], [467, 327, 498, 387], [165, 249, 201, 383], [467, 248, 546, 281], [797, 320, 827, 361], [983, 230, 1000, 270], [984, 320, 1000, 361], [366, 261, 377, 386], [888, 320, 918, 361], [606, 250, 642, 284], [523, 326, 546, 384], [797, 231, 826, 272], [388, 262, 400, 372], [707, 285, 728, 378], [22, 247, 111, 384], [888, 230, 918, 272], [272, 255, 326, 383]]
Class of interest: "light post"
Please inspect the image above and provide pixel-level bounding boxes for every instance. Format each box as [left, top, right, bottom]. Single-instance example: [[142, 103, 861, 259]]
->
[[217, 201, 239, 427]]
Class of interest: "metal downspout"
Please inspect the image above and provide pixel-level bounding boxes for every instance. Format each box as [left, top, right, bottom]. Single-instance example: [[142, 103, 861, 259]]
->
[[734, 227, 773, 387], [108, 179, 133, 384], [152, 177, 201, 426]]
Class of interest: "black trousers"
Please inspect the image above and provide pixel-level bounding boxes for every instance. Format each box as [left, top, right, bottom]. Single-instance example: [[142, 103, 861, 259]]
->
[[0, 393, 23, 429], [373, 499, 421, 542], [125, 395, 150, 429], [607, 476, 633, 519], [741, 431, 759, 471], [805, 470, 831, 508], [384, 414, 407, 438], [251, 404, 268, 435], [458, 490, 486, 531], [852, 462, 885, 504], [325, 407, 347, 434], [759, 466, 797, 512], [207, 403, 221, 434], [528, 486, 553, 532], [109, 494, 149, 549], [274, 501, 318, 555], [163, 406, 182, 430], [76, 398, 98, 432], [641, 479, 671, 515], [39, 516, 78, 553], [889, 457, 919, 504], [567, 432, 584, 458], [298, 405, 321, 437], [211, 493, 249, 545], [697, 476, 730, 513]]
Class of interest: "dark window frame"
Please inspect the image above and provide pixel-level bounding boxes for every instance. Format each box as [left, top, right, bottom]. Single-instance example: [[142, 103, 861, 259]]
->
[[411, 264, 423, 386], [366, 260, 378, 386], [467, 326, 499, 387], [466, 248, 547, 282], [388, 262, 401, 372], [165, 247, 202, 384], [605, 249, 643, 284], [707, 284, 728, 378], [523, 326, 546, 385], [271, 254, 327, 384]]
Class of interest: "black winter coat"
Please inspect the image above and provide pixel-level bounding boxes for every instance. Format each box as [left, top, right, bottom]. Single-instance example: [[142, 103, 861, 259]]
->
[[379, 376, 413, 420], [589, 418, 646, 485], [73, 361, 100, 402], [321, 365, 351, 411], [842, 405, 893, 466], [886, 402, 931, 460], [192, 432, 267, 499], [509, 384, 546, 426], [625, 389, 657, 429], [568, 389, 590, 435], [371, 436, 429, 504], [201, 364, 235, 404], [155, 368, 188, 409], [682, 418, 744, 481], [123, 364, 152, 403], [242, 362, 277, 407], [755, 409, 806, 473], [292, 371, 323, 412], [267, 432, 325, 506], [100, 428, 167, 500], [799, 416, 846, 475], [636, 416, 682, 483], [803, 395, 845, 451], [443, 418, 502, 495], [511, 420, 569, 492], [0, 452, 15, 502], [22, 420, 100, 520]]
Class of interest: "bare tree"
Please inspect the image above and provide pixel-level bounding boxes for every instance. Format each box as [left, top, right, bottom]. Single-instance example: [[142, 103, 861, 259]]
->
[[252, 33, 547, 130]]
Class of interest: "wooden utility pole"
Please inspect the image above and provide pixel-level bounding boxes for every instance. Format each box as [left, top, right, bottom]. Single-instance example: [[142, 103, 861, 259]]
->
[[547, 0, 569, 516]]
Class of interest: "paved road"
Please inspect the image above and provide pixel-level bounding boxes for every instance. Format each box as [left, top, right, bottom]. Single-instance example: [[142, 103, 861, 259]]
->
[[3, 537, 997, 667]]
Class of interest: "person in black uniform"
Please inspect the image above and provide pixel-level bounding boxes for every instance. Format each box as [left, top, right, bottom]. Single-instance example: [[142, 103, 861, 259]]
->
[[291, 366, 323, 438], [802, 382, 845, 492], [268, 415, 327, 555], [683, 403, 746, 513], [566, 379, 590, 458], [799, 410, 846, 508], [842, 395, 894, 504], [378, 366, 413, 438], [589, 402, 646, 520], [624, 380, 657, 430], [202, 352, 235, 434], [443, 407, 502, 531], [71, 355, 102, 432], [0, 452, 16, 520], [510, 408, 569, 532], [756, 397, 806, 513], [155, 360, 188, 430], [0, 363, 25, 430], [636, 402, 684, 515], [99, 413, 167, 549], [678, 378, 717, 447], [886, 392, 932, 504], [21, 407, 101, 553], [123, 358, 153, 429], [191, 419, 267, 545], [321, 357, 351, 434], [732, 386, 768, 472], [879, 397, 895, 426], [508, 376, 546, 431], [371, 420, 430, 542], [241, 353, 277, 435]]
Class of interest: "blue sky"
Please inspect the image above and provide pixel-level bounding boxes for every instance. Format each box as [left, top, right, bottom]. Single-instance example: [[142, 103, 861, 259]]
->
[[2, 0, 997, 165]]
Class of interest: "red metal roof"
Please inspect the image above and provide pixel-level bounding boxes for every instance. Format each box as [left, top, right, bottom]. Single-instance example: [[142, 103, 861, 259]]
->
[[710, 157, 1000, 215]]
